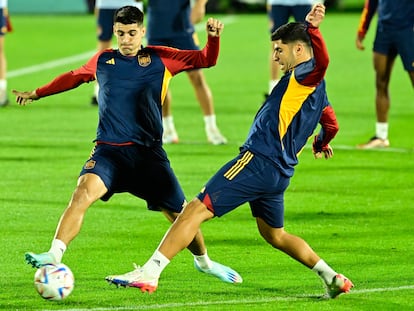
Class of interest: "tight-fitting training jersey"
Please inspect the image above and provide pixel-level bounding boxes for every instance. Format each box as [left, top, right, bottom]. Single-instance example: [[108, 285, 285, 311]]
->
[[35, 36, 220, 147], [146, 0, 193, 40], [241, 23, 337, 177]]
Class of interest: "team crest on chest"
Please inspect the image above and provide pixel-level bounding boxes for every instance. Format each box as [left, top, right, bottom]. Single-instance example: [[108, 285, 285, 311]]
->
[[84, 160, 96, 169], [138, 53, 151, 67]]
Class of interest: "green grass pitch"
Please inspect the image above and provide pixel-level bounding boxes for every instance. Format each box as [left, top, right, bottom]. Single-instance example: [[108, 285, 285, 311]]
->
[[0, 11, 413, 311]]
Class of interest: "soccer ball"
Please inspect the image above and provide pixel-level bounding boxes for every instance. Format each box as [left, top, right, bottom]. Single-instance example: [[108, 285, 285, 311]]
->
[[34, 263, 74, 301]]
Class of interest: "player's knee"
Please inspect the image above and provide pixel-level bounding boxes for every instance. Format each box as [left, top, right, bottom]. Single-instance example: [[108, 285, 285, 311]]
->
[[375, 74, 389, 92], [261, 229, 285, 249], [70, 185, 99, 208], [269, 236, 284, 249]]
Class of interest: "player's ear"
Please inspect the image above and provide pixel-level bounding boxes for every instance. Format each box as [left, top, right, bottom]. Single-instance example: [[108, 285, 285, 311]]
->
[[295, 43, 304, 56]]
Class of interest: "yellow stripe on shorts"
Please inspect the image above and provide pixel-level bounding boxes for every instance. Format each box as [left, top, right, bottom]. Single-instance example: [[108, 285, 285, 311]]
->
[[223, 151, 254, 180]]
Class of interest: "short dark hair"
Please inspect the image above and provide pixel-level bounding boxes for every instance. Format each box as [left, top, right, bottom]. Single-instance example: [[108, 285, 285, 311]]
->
[[271, 22, 311, 47], [114, 5, 144, 26]]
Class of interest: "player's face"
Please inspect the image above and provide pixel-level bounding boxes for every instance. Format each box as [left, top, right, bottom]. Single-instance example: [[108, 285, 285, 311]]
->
[[114, 23, 146, 56], [272, 40, 297, 74]]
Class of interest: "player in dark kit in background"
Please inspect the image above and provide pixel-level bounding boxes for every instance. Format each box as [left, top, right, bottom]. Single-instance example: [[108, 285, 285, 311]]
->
[[146, 0, 227, 145], [13, 6, 242, 285], [105, 4, 354, 298], [356, 0, 414, 149]]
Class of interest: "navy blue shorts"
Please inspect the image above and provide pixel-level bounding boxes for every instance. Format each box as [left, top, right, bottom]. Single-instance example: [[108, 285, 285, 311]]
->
[[373, 24, 414, 72], [268, 4, 311, 33], [0, 8, 8, 36], [97, 9, 116, 41], [197, 151, 290, 228], [80, 143, 186, 213], [147, 34, 199, 50]]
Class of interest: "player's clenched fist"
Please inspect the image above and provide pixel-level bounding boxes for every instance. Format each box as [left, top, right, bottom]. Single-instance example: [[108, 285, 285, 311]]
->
[[206, 18, 224, 37], [306, 3, 325, 28]]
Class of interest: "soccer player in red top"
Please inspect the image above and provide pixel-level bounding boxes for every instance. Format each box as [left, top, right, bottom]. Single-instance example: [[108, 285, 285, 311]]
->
[[105, 4, 354, 298], [13, 6, 242, 286], [356, 0, 414, 149]]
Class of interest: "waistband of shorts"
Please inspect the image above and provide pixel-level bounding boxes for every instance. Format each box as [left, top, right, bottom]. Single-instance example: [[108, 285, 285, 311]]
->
[[95, 141, 136, 146]]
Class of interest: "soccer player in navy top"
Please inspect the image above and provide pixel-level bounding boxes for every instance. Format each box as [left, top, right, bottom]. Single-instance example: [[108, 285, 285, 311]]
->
[[106, 4, 354, 298], [91, 0, 144, 106], [13, 6, 242, 285], [356, 0, 414, 149]]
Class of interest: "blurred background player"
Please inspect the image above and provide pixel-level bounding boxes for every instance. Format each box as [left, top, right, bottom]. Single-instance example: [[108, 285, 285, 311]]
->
[[147, 0, 227, 145], [0, 0, 10, 107], [266, 0, 313, 95], [356, 0, 414, 149], [91, 0, 143, 105]]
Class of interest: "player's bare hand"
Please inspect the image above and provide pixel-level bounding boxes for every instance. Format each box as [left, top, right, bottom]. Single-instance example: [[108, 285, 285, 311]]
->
[[312, 135, 334, 159], [305, 3, 325, 28], [12, 90, 39, 106], [355, 36, 365, 50], [206, 18, 224, 37], [313, 144, 333, 159]]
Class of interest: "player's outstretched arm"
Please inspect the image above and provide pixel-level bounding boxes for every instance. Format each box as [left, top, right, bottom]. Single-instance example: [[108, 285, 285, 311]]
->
[[206, 17, 224, 37], [12, 90, 39, 106]]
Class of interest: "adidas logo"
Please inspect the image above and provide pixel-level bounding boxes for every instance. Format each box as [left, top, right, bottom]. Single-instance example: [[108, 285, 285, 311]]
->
[[106, 58, 115, 65]]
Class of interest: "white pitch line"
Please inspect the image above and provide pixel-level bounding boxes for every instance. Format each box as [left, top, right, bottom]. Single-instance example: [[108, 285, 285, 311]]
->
[[332, 144, 414, 153], [7, 51, 96, 78], [45, 285, 414, 311]]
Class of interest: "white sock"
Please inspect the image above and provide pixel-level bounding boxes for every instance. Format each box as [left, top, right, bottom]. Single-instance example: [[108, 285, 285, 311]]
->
[[163, 116, 176, 132], [203, 114, 217, 130], [268, 79, 279, 94], [375, 122, 388, 140], [48, 239, 67, 263], [193, 251, 213, 270], [142, 250, 170, 279], [0, 79, 7, 102], [312, 259, 337, 285], [94, 83, 99, 98]]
